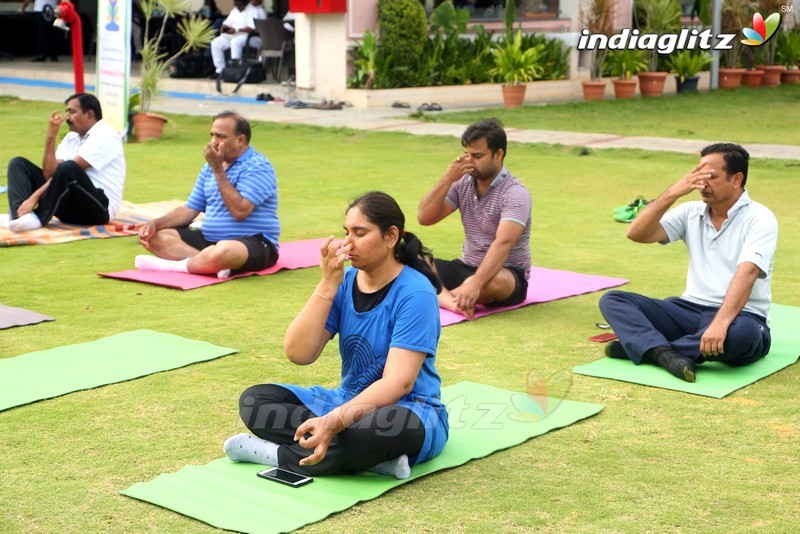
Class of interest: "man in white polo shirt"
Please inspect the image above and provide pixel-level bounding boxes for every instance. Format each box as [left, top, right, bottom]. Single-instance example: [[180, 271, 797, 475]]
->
[[599, 143, 778, 382], [6, 93, 126, 232], [418, 118, 532, 319]]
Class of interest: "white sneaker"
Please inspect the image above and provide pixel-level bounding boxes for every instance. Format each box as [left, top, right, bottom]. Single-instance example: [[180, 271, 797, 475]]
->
[[0, 214, 9, 228]]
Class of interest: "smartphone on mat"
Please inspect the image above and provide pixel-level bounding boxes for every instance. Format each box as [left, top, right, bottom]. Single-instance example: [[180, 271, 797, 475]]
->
[[257, 467, 313, 488]]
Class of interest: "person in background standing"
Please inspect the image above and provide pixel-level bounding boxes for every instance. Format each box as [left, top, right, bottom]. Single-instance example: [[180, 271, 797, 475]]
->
[[20, 0, 59, 62]]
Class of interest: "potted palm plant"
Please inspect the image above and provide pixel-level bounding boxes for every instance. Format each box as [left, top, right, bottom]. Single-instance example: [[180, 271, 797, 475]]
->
[[132, 0, 215, 141], [776, 29, 800, 85], [740, 44, 765, 88], [607, 49, 648, 98], [581, 0, 614, 101], [754, 2, 785, 86], [667, 50, 711, 93], [634, 0, 681, 97], [718, 0, 752, 89], [488, 30, 545, 109]]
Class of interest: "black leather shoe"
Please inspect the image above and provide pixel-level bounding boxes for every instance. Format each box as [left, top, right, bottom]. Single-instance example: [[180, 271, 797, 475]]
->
[[31, 56, 46, 62], [208, 72, 221, 80], [49, 56, 58, 62], [647, 346, 696, 382], [604, 340, 629, 360]]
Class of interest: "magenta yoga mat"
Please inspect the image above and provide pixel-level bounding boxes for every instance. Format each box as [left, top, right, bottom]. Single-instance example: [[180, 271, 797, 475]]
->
[[441, 266, 628, 326]]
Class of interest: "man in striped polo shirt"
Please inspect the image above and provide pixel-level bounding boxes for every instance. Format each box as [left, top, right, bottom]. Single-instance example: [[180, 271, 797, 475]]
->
[[135, 111, 279, 279], [418, 118, 531, 318]]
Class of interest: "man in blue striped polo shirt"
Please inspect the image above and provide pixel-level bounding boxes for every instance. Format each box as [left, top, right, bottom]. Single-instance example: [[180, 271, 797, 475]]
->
[[418, 118, 532, 318], [135, 111, 279, 278]]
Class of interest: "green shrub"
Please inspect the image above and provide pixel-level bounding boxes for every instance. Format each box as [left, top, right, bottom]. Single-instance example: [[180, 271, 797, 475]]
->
[[346, 0, 569, 89], [489, 30, 545, 85], [413, 1, 482, 87], [666, 50, 711, 82], [775, 29, 800, 68], [377, 0, 428, 85], [347, 29, 405, 90], [606, 49, 649, 79], [521, 33, 570, 80]]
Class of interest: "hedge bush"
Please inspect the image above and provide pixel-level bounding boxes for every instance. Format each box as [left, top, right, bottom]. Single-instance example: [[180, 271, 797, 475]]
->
[[348, 0, 570, 89], [377, 0, 429, 86]]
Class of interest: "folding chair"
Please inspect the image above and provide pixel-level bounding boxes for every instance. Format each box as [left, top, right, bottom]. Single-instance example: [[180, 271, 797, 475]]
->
[[254, 18, 291, 82]]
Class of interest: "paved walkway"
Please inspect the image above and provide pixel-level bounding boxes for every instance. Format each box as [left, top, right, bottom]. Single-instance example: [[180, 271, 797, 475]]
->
[[2, 60, 799, 160]]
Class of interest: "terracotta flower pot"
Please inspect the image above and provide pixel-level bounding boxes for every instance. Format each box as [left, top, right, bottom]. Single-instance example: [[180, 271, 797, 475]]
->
[[500, 84, 526, 109], [718, 68, 745, 89], [132, 112, 168, 142], [741, 69, 764, 88], [612, 79, 637, 99], [757, 65, 785, 87], [581, 80, 607, 101], [637, 72, 668, 97], [780, 69, 800, 85]]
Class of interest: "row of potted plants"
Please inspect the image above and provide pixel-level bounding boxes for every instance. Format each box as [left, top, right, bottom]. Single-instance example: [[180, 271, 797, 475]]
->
[[719, 29, 800, 89], [581, 0, 683, 100], [585, 48, 799, 101], [583, 49, 711, 100], [580, 0, 800, 101]]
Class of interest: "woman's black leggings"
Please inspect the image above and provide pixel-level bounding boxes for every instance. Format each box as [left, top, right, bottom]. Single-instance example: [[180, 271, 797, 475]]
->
[[239, 384, 425, 476]]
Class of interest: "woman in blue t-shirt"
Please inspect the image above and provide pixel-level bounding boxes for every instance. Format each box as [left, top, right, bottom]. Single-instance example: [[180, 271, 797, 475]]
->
[[224, 191, 449, 479]]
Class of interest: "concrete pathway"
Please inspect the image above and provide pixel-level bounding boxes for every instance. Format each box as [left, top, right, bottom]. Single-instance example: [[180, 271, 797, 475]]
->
[[2, 60, 799, 160]]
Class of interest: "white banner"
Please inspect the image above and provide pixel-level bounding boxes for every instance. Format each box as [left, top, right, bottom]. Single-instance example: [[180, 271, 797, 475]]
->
[[96, 0, 132, 136]]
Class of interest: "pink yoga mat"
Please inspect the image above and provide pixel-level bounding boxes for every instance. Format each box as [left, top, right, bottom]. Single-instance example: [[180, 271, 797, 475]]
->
[[440, 266, 628, 326], [98, 238, 326, 290]]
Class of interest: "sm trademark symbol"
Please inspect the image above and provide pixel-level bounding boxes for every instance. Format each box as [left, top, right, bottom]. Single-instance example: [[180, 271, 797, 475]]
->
[[780, 4, 793, 12]]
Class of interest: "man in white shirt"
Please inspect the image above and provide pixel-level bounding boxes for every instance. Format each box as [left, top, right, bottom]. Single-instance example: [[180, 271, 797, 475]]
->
[[230, 0, 267, 62], [6, 93, 126, 232], [209, 0, 256, 79], [599, 143, 778, 382]]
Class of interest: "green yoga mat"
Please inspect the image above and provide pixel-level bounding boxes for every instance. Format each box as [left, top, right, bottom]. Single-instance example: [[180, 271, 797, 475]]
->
[[573, 303, 800, 398], [0, 330, 237, 412], [121, 381, 603, 533]]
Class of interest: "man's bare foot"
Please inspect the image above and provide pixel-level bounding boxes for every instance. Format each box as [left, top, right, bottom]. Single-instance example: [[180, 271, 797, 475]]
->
[[440, 298, 473, 318]]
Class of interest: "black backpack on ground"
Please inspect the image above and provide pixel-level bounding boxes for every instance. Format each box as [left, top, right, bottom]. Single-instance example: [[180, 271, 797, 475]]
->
[[221, 59, 267, 84], [217, 59, 267, 94], [169, 53, 215, 78]]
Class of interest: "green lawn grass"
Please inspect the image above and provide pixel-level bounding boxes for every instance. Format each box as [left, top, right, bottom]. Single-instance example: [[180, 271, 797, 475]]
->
[[1, 97, 799, 532], [423, 84, 800, 146]]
